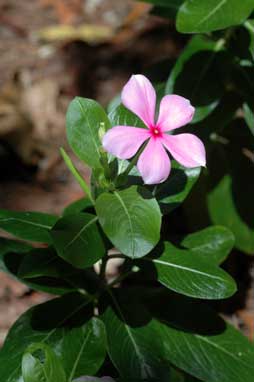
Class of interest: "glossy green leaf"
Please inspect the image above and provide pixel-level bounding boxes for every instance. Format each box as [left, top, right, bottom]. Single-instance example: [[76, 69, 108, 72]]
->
[[108, 104, 146, 129], [0, 241, 79, 295], [0, 238, 31, 258], [18, 247, 102, 294], [208, 175, 254, 254], [102, 293, 171, 380], [161, 321, 254, 382], [103, 288, 254, 382], [207, 119, 254, 254], [66, 97, 111, 168], [50, 213, 105, 269], [176, 0, 254, 33], [155, 161, 200, 213], [153, 241, 236, 299], [181, 226, 235, 264], [62, 319, 106, 381], [244, 20, 254, 60], [95, 186, 161, 258], [153, 292, 254, 382], [0, 210, 58, 243], [166, 35, 225, 120], [243, 102, 254, 135], [0, 293, 106, 382], [63, 198, 93, 216], [22, 343, 66, 382], [73, 378, 115, 382]]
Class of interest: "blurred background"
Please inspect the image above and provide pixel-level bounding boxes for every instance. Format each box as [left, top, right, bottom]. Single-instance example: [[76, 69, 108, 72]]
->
[[0, 0, 253, 346]]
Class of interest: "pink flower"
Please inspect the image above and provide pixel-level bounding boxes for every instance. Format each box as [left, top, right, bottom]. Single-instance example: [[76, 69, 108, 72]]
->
[[103, 74, 206, 184]]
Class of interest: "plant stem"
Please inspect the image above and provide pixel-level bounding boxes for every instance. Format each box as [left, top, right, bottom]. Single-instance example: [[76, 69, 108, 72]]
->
[[60, 148, 95, 205]]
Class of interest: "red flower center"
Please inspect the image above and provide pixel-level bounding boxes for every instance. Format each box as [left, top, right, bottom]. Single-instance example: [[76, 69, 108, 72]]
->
[[150, 126, 162, 138]]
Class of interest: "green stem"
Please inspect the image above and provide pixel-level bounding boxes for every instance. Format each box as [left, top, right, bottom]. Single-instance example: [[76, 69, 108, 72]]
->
[[60, 148, 95, 205]]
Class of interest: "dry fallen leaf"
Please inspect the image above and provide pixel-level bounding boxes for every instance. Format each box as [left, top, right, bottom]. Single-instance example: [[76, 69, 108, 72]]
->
[[35, 24, 115, 43]]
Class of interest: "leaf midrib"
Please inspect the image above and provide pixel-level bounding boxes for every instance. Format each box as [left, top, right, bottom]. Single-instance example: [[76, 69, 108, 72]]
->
[[65, 216, 98, 251], [77, 99, 101, 159], [114, 191, 135, 257], [196, 0, 227, 27], [68, 328, 92, 382], [0, 218, 52, 230], [153, 258, 224, 281]]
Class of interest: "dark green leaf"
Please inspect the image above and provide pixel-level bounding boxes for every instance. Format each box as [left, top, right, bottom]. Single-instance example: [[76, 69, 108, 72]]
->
[[0, 293, 106, 382], [22, 343, 66, 382], [181, 226, 235, 264], [153, 241, 236, 299], [166, 35, 225, 123], [0, 210, 58, 243], [176, 0, 254, 33], [245, 20, 254, 60], [95, 186, 161, 259], [62, 319, 106, 381], [208, 175, 254, 254], [155, 161, 200, 213], [152, 291, 254, 382], [108, 104, 146, 129], [207, 119, 254, 254], [0, 242, 77, 295], [66, 97, 111, 168], [50, 213, 105, 269], [102, 293, 171, 380], [63, 198, 93, 216], [243, 102, 254, 135]]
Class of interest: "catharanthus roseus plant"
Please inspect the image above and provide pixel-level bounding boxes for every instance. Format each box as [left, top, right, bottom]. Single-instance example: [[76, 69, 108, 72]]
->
[[1, 1, 254, 379]]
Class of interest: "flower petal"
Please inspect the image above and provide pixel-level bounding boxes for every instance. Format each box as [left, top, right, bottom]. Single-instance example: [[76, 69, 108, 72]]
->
[[121, 74, 156, 127], [162, 133, 206, 168], [137, 138, 171, 184], [157, 95, 195, 131], [102, 125, 150, 159]]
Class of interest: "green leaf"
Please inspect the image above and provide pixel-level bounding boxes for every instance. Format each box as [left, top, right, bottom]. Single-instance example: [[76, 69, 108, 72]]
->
[[0, 241, 79, 295], [17, 247, 102, 294], [66, 97, 111, 168], [208, 175, 254, 254], [0, 293, 106, 382], [166, 35, 225, 119], [108, 104, 146, 129], [22, 343, 66, 382], [244, 20, 254, 60], [62, 319, 106, 381], [63, 198, 93, 216], [0, 210, 58, 243], [176, 0, 254, 33], [181, 226, 235, 264], [18, 247, 62, 279], [0, 238, 31, 258], [102, 291, 171, 380], [153, 292, 254, 382], [104, 288, 254, 382], [243, 102, 254, 135], [152, 241, 236, 299], [207, 119, 254, 254], [155, 161, 200, 213], [50, 213, 105, 269], [95, 186, 161, 259]]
